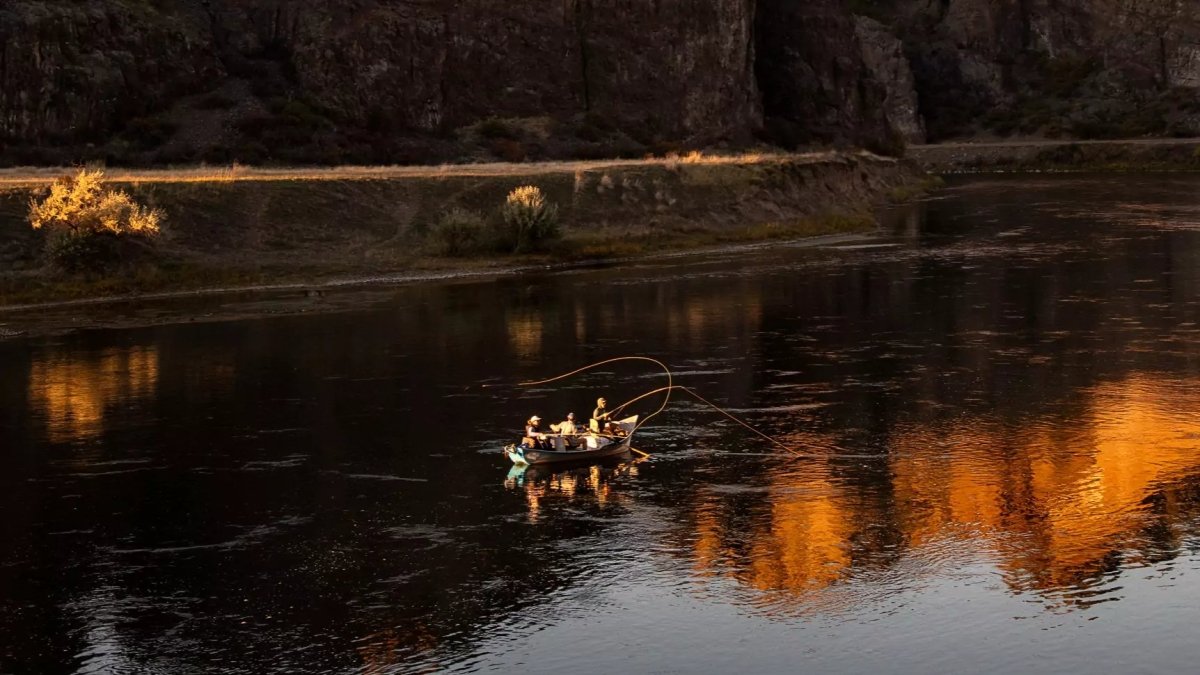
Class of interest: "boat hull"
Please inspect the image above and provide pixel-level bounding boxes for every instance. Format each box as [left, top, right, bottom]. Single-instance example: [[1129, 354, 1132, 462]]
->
[[506, 438, 631, 466]]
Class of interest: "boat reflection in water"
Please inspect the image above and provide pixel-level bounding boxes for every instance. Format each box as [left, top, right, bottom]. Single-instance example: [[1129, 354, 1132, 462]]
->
[[505, 458, 643, 523], [684, 371, 1200, 614]]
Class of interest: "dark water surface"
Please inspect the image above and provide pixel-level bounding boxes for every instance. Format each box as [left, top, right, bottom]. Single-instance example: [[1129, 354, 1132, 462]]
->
[[3, 175, 1200, 674]]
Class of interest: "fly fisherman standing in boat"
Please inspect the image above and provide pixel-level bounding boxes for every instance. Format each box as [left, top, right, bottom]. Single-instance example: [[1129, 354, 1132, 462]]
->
[[591, 398, 611, 432]]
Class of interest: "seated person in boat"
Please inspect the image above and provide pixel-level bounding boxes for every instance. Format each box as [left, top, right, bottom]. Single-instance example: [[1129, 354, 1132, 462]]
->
[[553, 413, 580, 448], [602, 421, 627, 438], [551, 412, 578, 435], [591, 397, 610, 432], [523, 415, 548, 449]]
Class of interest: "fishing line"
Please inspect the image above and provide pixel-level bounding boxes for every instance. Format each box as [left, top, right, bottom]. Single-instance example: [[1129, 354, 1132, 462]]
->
[[501, 356, 674, 435], [494, 356, 813, 459], [610, 385, 811, 458]]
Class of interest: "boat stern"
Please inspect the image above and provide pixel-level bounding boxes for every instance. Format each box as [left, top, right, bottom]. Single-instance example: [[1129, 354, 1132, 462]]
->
[[505, 444, 530, 466]]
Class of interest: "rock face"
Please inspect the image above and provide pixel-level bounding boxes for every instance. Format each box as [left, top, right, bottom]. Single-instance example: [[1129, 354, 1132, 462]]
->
[[854, 16, 925, 144], [755, 0, 894, 149], [5, 0, 1200, 164], [883, 0, 1200, 139], [0, 0, 761, 163], [0, 3, 218, 145], [228, 0, 760, 139]]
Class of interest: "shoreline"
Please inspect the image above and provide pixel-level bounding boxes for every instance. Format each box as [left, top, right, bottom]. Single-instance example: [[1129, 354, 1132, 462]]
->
[[909, 137, 1200, 173], [16, 135, 1188, 318], [0, 231, 885, 315], [1, 151, 927, 312], [0, 231, 890, 340]]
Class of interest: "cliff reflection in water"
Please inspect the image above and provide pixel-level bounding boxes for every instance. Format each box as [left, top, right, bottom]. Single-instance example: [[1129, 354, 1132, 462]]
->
[[28, 345, 159, 443], [687, 372, 1200, 611]]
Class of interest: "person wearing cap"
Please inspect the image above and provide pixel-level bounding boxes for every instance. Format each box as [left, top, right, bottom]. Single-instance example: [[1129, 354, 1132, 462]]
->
[[591, 397, 610, 432], [523, 415, 547, 449], [554, 412, 580, 449], [555, 412, 578, 436]]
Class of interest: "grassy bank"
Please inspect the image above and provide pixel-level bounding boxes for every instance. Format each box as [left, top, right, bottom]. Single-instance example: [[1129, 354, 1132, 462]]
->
[[0, 152, 927, 308], [910, 138, 1200, 173]]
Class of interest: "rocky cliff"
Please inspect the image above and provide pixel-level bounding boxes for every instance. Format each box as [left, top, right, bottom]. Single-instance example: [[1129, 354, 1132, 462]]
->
[[871, 0, 1200, 139], [3, 0, 1200, 166], [755, 0, 896, 150], [1, 0, 765, 165]]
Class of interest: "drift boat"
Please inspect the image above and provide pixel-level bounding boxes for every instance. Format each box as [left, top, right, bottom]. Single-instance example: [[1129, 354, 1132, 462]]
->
[[505, 415, 638, 466]]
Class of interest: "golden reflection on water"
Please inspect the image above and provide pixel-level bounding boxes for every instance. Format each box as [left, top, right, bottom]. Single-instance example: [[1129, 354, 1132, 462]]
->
[[663, 286, 762, 352], [28, 346, 159, 443], [690, 372, 1200, 608], [506, 311, 543, 361]]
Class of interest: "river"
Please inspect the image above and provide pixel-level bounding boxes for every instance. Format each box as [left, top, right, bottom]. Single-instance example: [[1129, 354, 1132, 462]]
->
[[2, 174, 1199, 674]]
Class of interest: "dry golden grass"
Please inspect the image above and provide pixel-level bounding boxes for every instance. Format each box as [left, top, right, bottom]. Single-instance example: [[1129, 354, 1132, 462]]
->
[[0, 152, 827, 189]]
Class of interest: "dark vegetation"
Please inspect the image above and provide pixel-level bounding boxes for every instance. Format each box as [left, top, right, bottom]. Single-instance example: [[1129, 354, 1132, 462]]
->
[[427, 186, 561, 257]]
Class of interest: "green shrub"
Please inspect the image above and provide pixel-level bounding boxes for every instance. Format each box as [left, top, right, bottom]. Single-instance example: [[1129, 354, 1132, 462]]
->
[[489, 138, 527, 162], [124, 116, 177, 148], [575, 122, 605, 142], [29, 170, 162, 273], [477, 117, 519, 140], [429, 208, 488, 257], [865, 128, 907, 158], [43, 230, 131, 274], [1041, 56, 1098, 98], [500, 186, 560, 253]]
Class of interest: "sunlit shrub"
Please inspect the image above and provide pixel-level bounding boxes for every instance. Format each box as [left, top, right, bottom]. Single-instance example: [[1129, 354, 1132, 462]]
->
[[500, 185, 560, 253], [29, 170, 162, 272]]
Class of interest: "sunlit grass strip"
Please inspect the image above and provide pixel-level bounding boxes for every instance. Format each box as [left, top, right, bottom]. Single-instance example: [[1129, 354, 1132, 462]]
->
[[0, 151, 880, 188]]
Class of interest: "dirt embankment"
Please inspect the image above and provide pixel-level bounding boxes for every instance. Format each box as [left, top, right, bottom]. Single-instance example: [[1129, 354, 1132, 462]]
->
[[0, 152, 927, 309], [909, 138, 1200, 173]]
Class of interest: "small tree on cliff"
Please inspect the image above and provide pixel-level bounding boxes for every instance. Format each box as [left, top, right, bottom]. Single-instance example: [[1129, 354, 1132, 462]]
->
[[500, 185, 560, 253], [29, 169, 162, 272]]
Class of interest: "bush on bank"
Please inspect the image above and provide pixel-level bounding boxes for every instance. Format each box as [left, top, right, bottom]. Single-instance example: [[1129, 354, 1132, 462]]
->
[[428, 185, 561, 257], [28, 170, 163, 273], [429, 207, 489, 257], [500, 185, 560, 254]]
